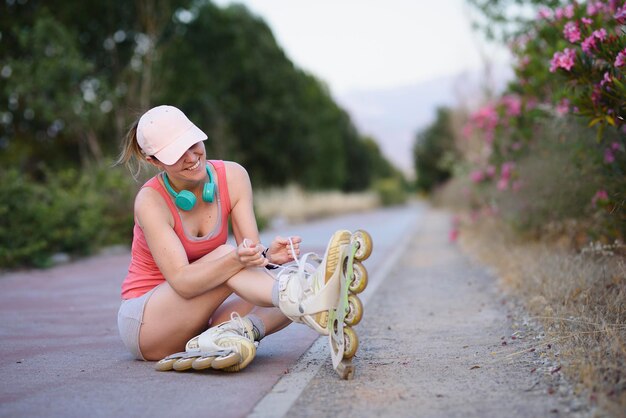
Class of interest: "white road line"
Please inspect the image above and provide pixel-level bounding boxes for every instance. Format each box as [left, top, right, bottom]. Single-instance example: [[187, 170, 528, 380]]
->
[[248, 212, 423, 418]]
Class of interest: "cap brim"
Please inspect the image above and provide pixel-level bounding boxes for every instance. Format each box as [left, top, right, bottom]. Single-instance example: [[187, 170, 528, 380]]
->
[[154, 125, 208, 165]]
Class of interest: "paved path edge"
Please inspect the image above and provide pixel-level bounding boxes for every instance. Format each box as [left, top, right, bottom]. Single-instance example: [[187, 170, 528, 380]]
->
[[247, 213, 424, 418]]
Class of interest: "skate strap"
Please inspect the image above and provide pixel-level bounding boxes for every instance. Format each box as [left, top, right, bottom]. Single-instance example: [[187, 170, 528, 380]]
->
[[300, 267, 341, 313], [197, 312, 251, 351]]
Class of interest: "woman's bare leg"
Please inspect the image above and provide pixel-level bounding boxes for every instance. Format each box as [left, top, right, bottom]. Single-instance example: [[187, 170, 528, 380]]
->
[[139, 282, 232, 360], [139, 245, 285, 360]]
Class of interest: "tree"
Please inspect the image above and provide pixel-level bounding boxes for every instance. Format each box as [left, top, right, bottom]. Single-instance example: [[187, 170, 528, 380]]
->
[[413, 108, 457, 192]]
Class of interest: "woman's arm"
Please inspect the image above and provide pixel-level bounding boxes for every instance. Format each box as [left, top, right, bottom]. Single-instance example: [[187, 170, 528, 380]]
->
[[226, 161, 301, 265], [135, 184, 263, 299], [227, 162, 262, 247]]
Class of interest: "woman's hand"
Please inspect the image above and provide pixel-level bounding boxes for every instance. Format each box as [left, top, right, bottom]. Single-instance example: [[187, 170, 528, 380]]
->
[[235, 239, 268, 268], [266, 236, 302, 265]]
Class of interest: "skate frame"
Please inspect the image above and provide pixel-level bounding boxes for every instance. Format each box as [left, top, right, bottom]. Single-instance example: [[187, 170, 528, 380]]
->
[[328, 239, 359, 380]]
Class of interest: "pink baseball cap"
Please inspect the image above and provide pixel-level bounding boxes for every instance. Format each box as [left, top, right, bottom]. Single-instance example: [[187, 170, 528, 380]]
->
[[137, 105, 207, 165]]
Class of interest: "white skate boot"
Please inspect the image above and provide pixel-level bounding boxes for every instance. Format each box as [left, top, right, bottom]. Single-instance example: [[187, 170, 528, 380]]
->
[[155, 313, 257, 372], [277, 229, 372, 379]]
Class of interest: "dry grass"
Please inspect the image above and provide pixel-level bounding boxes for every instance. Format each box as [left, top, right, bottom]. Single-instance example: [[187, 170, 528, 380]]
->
[[459, 217, 626, 414], [254, 184, 379, 224]]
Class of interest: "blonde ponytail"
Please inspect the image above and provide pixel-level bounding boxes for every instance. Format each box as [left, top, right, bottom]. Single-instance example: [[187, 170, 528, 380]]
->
[[115, 118, 149, 180]]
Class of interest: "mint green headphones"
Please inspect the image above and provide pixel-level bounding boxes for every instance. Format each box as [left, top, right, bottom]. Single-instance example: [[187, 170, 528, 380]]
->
[[163, 165, 215, 211]]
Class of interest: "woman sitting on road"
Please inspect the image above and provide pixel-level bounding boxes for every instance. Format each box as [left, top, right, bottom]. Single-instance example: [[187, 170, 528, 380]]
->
[[115, 105, 356, 372]]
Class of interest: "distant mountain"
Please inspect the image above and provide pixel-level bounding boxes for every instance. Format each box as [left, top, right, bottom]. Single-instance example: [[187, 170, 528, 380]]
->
[[336, 68, 512, 177]]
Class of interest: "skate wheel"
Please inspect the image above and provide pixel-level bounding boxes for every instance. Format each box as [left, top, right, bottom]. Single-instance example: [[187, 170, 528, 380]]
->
[[172, 357, 197, 372], [173, 356, 196, 371], [344, 294, 363, 326], [352, 230, 372, 261], [172, 357, 196, 372], [192, 355, 217, 371], [211, 352, 241, 370], [155, 357, 178, 371], [349, 262, 368, 294], [343, 327, 359, 359]]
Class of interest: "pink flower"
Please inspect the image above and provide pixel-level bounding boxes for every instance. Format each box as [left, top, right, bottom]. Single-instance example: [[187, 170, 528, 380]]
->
[[592, 189, 609, 207], [550, 48, 576, 72], [616, 5, 626, 24], [611, 141, 622, 152], [555, 7, 565, 20], [587, 1, 605, 16], [500, 162, 515, 181], [449, 217, 460, 242], [501, 95, 522, 117], [604, 148, 615, 163], [538, 8, 553, 20], [556, 98, 570, 115], [470, 170, 485, 183], [608, 0, 620, 13], [564, 21, 581, 43], [485, 165, 496, 178], [582, 35, 597, 53], [564, 4, 575, 19], [582, 17, 593, 25], [469, 104, 499, 144], [497, 178, 509, 191], [592, 28, 607, 41], [615, 48, 626, 67], [600, 72, 612, 88]]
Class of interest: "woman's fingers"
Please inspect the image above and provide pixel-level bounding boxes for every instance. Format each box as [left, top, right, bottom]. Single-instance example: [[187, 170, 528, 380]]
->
[[237, 239, 266, 267]]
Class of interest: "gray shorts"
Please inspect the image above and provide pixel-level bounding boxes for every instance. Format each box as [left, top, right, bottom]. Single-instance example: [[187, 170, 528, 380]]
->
[[117, 287, 157, 360]]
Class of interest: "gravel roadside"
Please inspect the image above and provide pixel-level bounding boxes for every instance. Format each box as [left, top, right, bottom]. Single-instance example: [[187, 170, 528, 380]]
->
[[282, 209, 591, 418]]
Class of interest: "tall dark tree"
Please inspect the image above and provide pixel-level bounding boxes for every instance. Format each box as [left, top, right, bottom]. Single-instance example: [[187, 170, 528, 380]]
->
[[413, 107, 457, 192], [1, 0, 396, 191]]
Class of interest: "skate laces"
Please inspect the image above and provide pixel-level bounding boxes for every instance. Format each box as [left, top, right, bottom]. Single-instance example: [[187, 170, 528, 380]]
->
[[243, 237, 325, 292], [219, 312, 251, 339], [243, 237, 318, 277], [276, 245, 322, 292], [191, 313, 255, 355]]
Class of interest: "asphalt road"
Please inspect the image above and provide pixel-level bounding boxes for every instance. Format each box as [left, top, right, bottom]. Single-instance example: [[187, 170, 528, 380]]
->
[[0, 203, 422, 418]]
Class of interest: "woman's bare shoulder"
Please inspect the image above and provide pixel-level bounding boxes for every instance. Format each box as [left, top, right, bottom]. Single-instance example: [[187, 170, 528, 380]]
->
[[134, 183, 172, 227]]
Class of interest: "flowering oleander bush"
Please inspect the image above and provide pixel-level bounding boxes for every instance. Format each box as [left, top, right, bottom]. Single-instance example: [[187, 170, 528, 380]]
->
[[442, 3, 626, 411], [457, 0, 626, 242]]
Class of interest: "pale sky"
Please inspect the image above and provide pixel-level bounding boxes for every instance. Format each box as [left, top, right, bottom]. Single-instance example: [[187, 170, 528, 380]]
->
[[211, 0, 511, 174], [212, 0, 507, 94]]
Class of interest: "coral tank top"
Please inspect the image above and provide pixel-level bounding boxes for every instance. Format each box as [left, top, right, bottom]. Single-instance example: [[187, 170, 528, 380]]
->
[[121, 160, 231, 299]]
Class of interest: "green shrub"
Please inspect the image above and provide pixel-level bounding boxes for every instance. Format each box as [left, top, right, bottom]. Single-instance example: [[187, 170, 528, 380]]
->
[[487, 132, 604, 234], [0, 171, 52, 267], [447, 117, 625, 242], [0, 165, 136, 269], [374, 177, 408, 207]]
